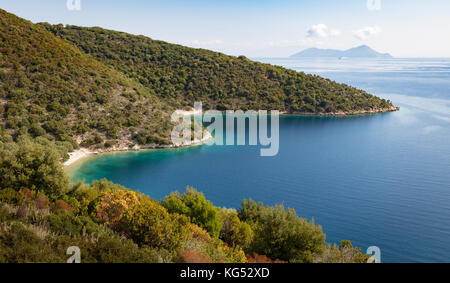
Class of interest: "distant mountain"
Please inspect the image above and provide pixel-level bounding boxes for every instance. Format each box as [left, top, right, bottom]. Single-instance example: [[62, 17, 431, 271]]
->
[[291, 45, 393, 59]]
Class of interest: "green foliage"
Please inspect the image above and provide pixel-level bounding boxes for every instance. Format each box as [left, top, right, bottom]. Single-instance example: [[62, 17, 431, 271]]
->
[[47, 210, 105, 237], [0, 182, 366, 263], [0, 222, 65, 263], [118, 196, 192, 250], [0, 220, 169, 263], [239, 199, 326, 262], [162, 187, 223, 238], [316, 240, 371, 263], [40, 22, 395, 115], [0, 137, 69, 198], [0, 188, 24, 206], [0, 9, 173, 147], [219, 208, 254, 249]]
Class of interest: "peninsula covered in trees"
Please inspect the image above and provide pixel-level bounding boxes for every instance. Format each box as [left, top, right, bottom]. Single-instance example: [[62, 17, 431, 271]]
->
[[0, 9, 397, 152]]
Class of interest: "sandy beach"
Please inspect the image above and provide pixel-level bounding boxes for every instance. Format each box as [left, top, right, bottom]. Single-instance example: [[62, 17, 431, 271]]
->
[[63, 148, 96, 167], [63, 107, 213, 168], [64, 130, 213, 168]]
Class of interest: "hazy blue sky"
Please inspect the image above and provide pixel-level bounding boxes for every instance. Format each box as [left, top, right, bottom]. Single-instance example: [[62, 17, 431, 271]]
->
[[1, 0, 449, 57]]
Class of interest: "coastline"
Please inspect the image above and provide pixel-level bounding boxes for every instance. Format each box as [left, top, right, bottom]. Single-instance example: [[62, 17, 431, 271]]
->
[[280, 106, 400, 116], [64, 130, 213, 169], [64, 106, 399, 169]]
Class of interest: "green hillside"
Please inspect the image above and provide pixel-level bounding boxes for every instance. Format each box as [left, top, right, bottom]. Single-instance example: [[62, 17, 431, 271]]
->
[[40, 23, 396, 114], [0, 9, 173, 151], [0, 8, 396, 152]]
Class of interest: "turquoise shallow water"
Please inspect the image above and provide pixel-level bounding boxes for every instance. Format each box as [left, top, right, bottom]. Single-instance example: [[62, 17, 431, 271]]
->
[[70, 58, 450, 263]]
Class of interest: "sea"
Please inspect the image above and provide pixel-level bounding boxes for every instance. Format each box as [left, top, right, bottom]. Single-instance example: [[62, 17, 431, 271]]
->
[[69, 57, 450, 263]]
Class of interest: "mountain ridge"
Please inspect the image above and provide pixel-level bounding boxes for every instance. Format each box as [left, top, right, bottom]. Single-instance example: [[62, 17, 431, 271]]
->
[[291, 45, 393, 59]]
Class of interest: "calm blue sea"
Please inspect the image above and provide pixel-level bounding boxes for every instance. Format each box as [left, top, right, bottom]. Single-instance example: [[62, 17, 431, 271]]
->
[[69, 58, 450, 263]]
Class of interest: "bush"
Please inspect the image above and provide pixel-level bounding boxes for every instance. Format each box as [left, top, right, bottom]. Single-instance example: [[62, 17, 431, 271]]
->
[[0, 138, 69, 199], [96, 190, 139, 227], [0, 188, 24, 206], [118, 196, 191, 250], [219, 208, 254, 249], [239, 199, 325, 263], [315, 240, 371, 263], [162, 188, 222, 238], [47, 210, 104, 236]]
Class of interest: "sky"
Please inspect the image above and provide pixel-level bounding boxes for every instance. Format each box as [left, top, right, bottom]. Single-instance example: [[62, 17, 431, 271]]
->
[[1, 0, 450, 58]]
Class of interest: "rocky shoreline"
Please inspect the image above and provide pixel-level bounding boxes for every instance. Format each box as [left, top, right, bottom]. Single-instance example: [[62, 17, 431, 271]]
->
[[281, 106, 400, 116]]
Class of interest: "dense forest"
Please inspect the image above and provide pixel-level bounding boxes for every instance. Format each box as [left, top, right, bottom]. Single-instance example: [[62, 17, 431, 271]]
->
[[0, 138, 369, 263]]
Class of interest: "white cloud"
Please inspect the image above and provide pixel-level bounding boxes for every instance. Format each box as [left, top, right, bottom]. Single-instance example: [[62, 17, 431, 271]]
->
[[306, 24, 341, 38], [353, 26, 381, 40]]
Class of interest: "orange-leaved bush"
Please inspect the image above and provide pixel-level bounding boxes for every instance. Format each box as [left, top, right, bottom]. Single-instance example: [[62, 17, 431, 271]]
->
[[96, 190, 139, 227]]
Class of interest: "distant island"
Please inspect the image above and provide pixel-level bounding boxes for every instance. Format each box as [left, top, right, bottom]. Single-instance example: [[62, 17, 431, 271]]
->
[[290, 45, 393, 59]]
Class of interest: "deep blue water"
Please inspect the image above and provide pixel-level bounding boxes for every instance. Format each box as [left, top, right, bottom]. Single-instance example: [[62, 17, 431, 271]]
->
[[69, 58, 450, 263]]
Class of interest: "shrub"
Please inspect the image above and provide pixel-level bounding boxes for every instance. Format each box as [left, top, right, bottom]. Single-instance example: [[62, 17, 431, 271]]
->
[[118, 196, 192, 250], [177, 249, 213, 263], [315, 240, 371, 263], [51, 200, 74, 214], [96, 190, 139, 227], [239, 199, 325, 263], [47, 211, 103, 236], [33, 193, 49, 209], [162, 187, 222, 238], [0, 138, 69, 199], [0, 222, 64, 263], [219, 208, 254, 249], [0, 188, 24, 205]]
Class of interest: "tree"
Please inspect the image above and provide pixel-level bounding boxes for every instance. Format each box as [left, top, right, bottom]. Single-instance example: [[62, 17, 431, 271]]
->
[[0, 137, 69, 199], [239, 199, 325, 263], [161, 187, 222, 238]]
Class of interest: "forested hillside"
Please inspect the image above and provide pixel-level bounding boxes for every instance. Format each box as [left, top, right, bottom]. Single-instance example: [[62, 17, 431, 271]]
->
[[0, 9, 174, 151], [41, 23, 396, 115], [0, 9, 397, 151]]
